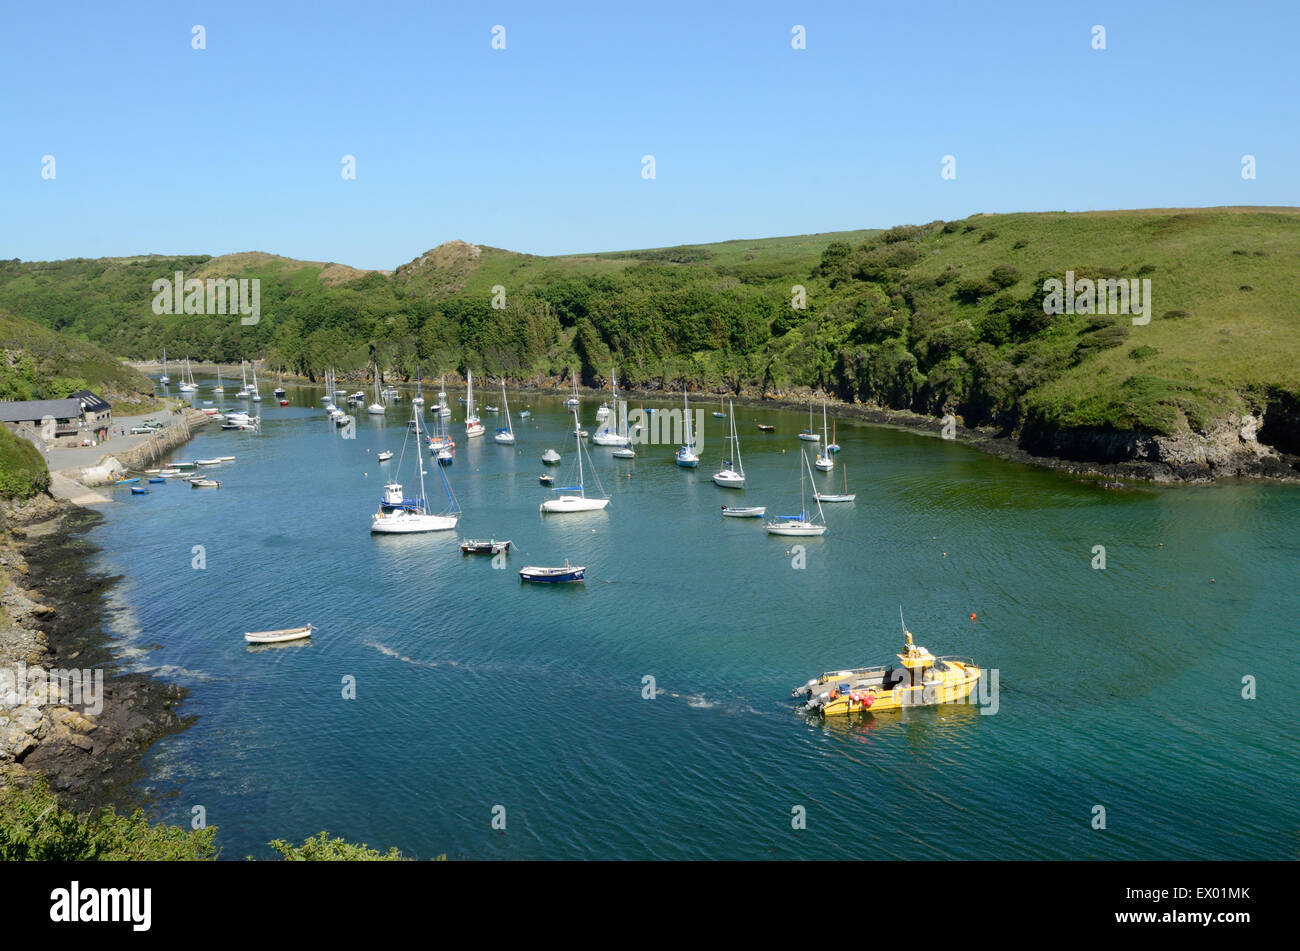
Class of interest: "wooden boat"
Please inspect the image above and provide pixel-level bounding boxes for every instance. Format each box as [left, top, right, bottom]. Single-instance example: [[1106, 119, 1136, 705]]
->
[[721, 505, 766, 517], [461, 538, 511, 555], [190, 478, 221, 488], [130, 486, 149, 495], [757, 424, 775, 432], [245, 623, 313, 644], [793, 614, 979, 716], [520, 562, 585, 583]]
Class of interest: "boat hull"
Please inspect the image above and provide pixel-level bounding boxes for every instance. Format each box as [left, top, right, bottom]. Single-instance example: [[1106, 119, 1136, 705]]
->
[[371, 512, 459, 533], [765, 521, 825, 535], [245, 625, 313, 644], [539, 496, 609, 513], [712, 471, 744, 487], [815, 493, 856, 502], [520, 566, 585, 583], [804, 661, 980, 715]]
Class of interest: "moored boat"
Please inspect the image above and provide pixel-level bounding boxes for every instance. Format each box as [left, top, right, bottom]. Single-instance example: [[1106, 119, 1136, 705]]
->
[[520, 561, 585, 583], [245, 624, 313, 644], [190, 478, 221, 488], [461, 538, 511, 555], [721, 505, 765, 517]]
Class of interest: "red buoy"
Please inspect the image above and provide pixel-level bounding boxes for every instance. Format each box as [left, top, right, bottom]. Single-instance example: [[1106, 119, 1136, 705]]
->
[[970, 613, 977, 623]]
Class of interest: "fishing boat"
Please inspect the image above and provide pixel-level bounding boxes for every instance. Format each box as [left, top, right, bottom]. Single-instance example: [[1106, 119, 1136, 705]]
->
[[464, 371, 484, 437], [372, 405, 460, 532], [815, 465, 856, 503], [712, 399, 746, 487], [367, 363, 386, 415], [190, 478, 221, 488], [541, 449, 561, 465], [792, 613, 980, 716], [798, 401, 820, 441], [675, 387, 699, 467], [160, 348, 170, 385], [815, 401, 834, 471], [540, 410, 610, 513], [494, 381, 515, 444], [592, 368, 631, 446], [765, 451, 827, 536], [520, 561, 585, 584], [130, 486, 149, 495], [245, 624, 313, 644], [721, 505, 766, 518], [563, 373, 580, 407], [461, 538, 511, 555]]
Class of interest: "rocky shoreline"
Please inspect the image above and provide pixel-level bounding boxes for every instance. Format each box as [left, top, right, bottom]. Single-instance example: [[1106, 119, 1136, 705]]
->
[[0, 494, 191, 811]]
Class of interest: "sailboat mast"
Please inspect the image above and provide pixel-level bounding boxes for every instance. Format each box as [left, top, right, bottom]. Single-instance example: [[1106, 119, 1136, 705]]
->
[[731, 400, 743, 475], [574, 408, 584, 496]]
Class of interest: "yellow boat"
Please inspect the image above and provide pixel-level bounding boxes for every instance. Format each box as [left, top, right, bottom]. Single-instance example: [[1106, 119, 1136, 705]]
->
[[793, 627, 979, 716]]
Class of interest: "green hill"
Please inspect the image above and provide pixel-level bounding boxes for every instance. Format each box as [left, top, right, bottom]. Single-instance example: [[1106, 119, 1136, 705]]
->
[[1, 208, 1297, 461]]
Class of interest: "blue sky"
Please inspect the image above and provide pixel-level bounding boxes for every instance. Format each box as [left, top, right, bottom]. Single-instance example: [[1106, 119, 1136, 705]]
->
[[2, 0, 1295, 269]]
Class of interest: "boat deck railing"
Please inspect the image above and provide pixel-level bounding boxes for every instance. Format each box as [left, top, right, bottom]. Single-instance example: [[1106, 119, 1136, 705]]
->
[[816, 664, 889, 682], [935, 655, 978, 668]]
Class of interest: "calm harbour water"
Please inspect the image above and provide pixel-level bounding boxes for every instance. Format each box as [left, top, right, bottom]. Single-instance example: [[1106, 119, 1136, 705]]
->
[[87, 381, 1300, 859]]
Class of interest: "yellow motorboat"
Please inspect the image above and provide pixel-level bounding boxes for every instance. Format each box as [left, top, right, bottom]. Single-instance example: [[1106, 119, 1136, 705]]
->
[[793, 626, 979, 716]]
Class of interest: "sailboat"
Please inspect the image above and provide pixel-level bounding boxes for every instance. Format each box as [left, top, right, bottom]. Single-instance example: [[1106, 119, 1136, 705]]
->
[[815, 401, 833, 470], [814, 464, 856, 503], [494, 381, 515, 444], [178, 357, 197, 392], [712, 400, 745, 487], [593, 368, 630, 446], [765, 451, 827, 536], [540, 409, 610, 513], [563, 373, 580, 408], [368, 363, 386, 415], [413, 369, 424, 407], [713, 394, 726, 419], [798, 400, 820, 441], [273, 373, 285, 398], [236, 361, 252, 399], [428, 400, 456, 464], [465, 371, 484, 437], [827, 420, 840, 454], [611, 398, 635, 458], [371, 404, 460, 533], [675, 387, 699, 467], [250, 365, 262, 402], [437, 376, 451, 417], [160, 348, 170, 385], [212, 365, 224, 394]]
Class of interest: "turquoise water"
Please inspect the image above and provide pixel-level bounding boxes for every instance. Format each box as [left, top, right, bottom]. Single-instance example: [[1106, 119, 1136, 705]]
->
[[89, 382, 1300, 859]]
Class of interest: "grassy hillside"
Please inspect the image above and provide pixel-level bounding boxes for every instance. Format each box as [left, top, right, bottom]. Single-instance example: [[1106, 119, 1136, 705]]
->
[[0, 425, 48, 499], [0, 209, 1297, 449], [0, 309, 161, 414]]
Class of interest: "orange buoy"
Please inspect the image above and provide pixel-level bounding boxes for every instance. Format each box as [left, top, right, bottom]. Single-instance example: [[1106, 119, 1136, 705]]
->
[[970, 613, 977, 622]]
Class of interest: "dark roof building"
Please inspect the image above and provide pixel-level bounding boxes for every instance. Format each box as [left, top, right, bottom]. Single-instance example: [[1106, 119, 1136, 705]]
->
[[72, 390, 112, 414], [0, 398, 83, 424]]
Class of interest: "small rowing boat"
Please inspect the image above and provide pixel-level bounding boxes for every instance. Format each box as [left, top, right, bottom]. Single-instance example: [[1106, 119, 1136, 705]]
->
[[190, 478, 221, 489], [148, 477, 166, 484], [130, 486, 149, 495], [721, 505, 766, 517], [461, 538, 511, 555], [245, 624, 313, 644], [114, 477, 140, 485], [539, 474, 555, 485], [757, 424, 775, 432], [520, 562, 585, 584]]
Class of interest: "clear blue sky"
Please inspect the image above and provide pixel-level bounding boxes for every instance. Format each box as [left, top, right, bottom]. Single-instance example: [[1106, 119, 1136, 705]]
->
[[2, 0, 1295, 270]]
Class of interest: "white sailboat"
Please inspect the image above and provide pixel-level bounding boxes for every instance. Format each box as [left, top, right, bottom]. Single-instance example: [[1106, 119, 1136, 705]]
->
[[563, 373, 580, 408], [612, 399, 636, 458], [413, 369, 424, 406], [494, 381, 515, 444], [465, 371, 484, 437], [437, 375, 451, 417], [540, 409, 610, 513], [815, 401, 833, 470], [178, 357, 197, 392], [250, 365, 262, 402], [160, 348, 170, 385], [212, 365, 224, 393], [367, 363, 386, 415], [371, 404, 460, 533], [814, 464, 856, 503], [675, 387, 699, 467], [765, 451, 828, 536], [798, 400, 820, 441], [236, 361, 252, 399], [593, 368, 630, 446], [712, 400, 745, 487]]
